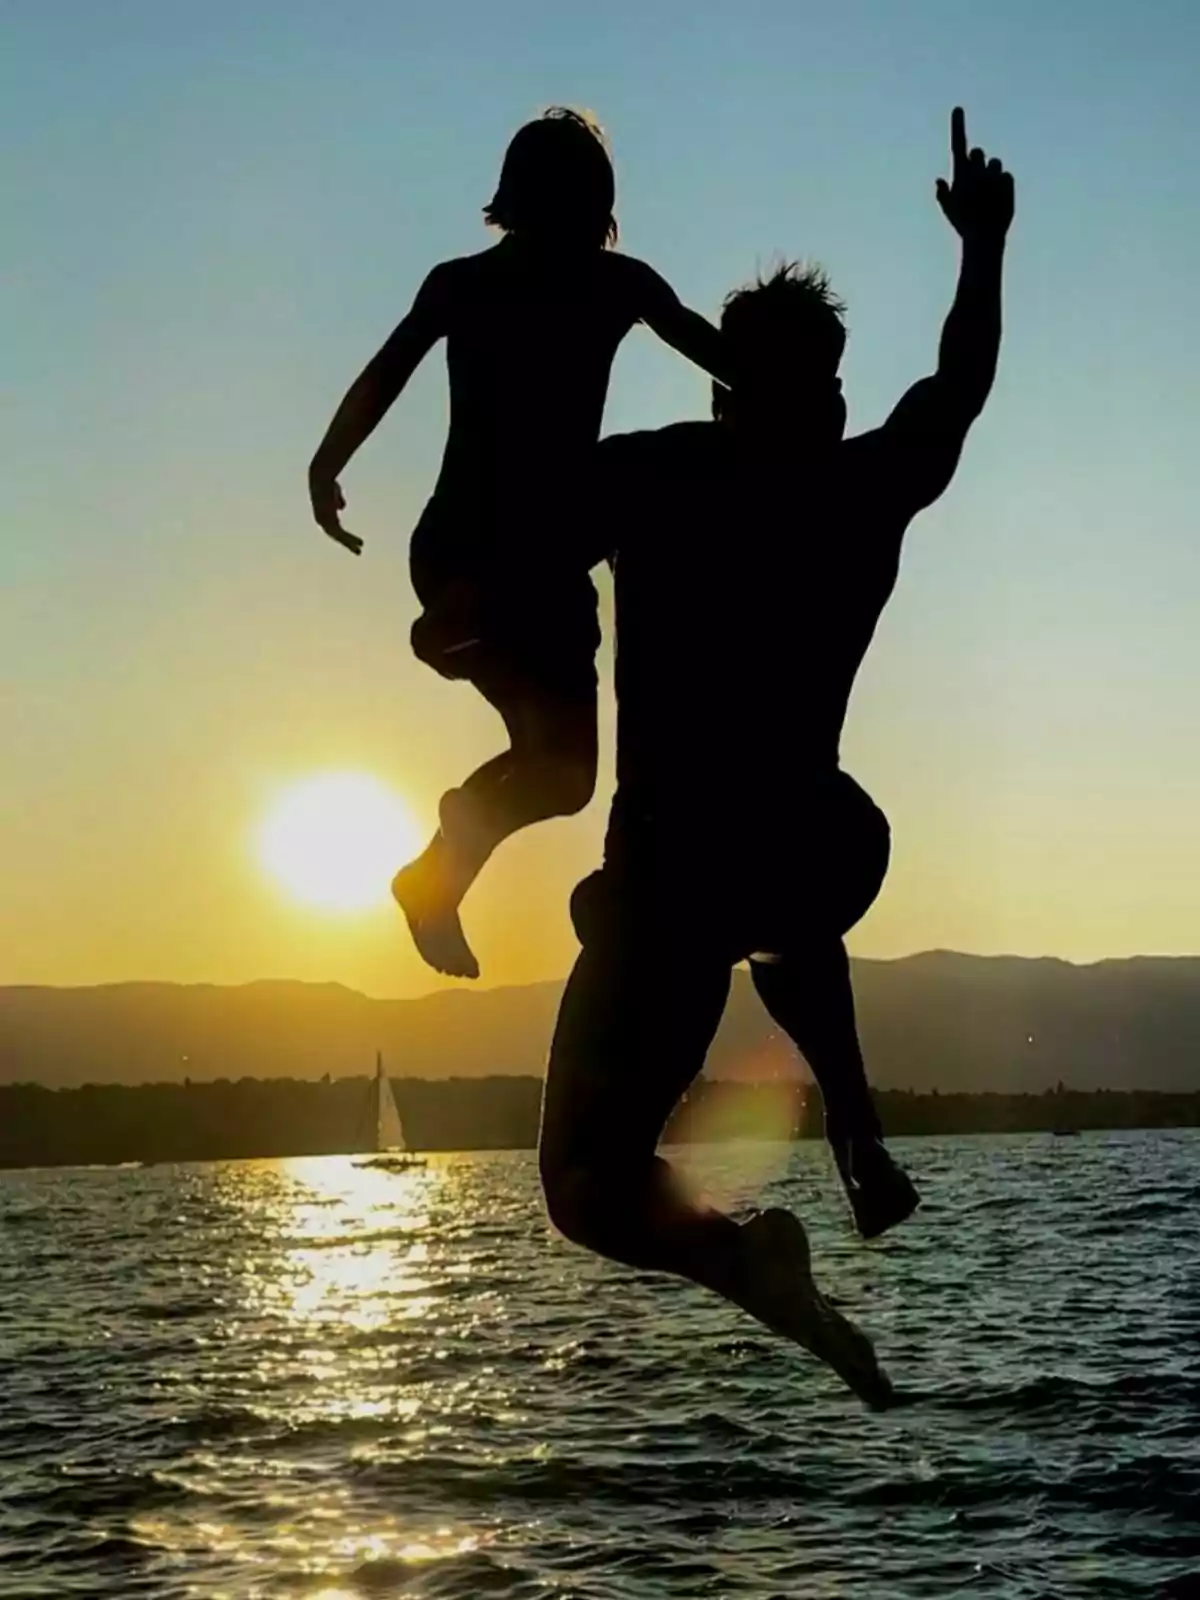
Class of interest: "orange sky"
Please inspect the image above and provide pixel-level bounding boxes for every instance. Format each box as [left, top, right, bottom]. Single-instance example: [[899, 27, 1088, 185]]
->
[[6, 553, 1199, 1000], [6, 9, 1200, 996]]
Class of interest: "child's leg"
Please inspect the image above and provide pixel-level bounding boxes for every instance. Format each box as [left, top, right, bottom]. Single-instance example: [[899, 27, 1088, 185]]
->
[[394, 642, 598, 980], [447, 657, 599, 854]]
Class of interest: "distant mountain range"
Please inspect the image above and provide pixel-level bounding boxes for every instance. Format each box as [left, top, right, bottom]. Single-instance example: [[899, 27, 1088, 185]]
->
[[4, 952, 1200, 1093]]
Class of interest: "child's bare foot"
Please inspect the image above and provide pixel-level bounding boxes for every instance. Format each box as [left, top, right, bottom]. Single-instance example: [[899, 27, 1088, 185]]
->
[[737, 1207, 893, 1410], [392, 838, 479, 980]]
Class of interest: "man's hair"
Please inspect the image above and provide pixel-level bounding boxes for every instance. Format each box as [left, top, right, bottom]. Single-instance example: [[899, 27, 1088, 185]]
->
[[720, 261, 847, 368], [484, 107, 618, 248]]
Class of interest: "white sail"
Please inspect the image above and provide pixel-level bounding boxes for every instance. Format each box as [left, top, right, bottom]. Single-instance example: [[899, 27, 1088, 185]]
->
[[374, 1053, 406, 1153]]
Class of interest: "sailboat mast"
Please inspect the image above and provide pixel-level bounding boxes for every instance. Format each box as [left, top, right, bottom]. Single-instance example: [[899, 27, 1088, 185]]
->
[[375, 1050, 384, 1151]]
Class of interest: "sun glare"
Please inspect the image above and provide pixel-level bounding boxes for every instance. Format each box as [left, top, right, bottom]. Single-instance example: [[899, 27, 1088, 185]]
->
[[259, 773, 423, 913]]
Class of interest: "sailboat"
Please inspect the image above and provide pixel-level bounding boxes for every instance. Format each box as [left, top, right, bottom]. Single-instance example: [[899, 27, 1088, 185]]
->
[[355, 1052, 425, 1172]]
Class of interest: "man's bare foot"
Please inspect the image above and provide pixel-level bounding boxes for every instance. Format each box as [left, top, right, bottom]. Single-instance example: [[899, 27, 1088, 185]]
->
[[737, 1208, 893, 1410], [392, 838, 479, 980], [832, 1139, 921, 1240]]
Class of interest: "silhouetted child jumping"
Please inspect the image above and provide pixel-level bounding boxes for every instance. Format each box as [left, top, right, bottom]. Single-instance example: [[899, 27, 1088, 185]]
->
[[308, 108, 729, 979]]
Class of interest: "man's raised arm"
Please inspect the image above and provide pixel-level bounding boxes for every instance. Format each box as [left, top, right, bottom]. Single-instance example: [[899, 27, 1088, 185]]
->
[[931, 105, 1014, 419], [881, 108, 1015, 510]]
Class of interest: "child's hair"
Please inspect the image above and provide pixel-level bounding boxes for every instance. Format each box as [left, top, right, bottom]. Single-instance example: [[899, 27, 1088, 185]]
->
[[484, 107, 618, 249]]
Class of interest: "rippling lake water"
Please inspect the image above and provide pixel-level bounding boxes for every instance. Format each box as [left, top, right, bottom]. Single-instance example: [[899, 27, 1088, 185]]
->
[[3, 1133, 1199, 1599]]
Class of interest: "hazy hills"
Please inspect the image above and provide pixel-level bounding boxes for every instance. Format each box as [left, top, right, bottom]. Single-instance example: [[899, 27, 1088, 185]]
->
[[4, 952, 1200, 1093]]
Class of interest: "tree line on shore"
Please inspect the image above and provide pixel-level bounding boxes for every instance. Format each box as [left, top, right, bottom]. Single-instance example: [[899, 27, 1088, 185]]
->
[[1, 1075, 1198, 1169]]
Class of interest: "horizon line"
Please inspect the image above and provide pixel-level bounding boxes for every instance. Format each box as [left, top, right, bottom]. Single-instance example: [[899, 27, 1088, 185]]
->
[[6, 946, 1200, 1001]]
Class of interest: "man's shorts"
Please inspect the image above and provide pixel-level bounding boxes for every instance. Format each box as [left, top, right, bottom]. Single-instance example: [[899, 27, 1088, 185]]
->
[[572, 770, 892, 961]]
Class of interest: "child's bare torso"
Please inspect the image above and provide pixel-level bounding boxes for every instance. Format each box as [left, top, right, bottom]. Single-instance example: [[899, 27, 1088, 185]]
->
[[430, 237, 644, 515]]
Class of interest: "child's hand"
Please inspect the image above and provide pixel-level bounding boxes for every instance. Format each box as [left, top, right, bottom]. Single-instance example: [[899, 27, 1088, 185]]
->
[[309, 469, 363, 556]]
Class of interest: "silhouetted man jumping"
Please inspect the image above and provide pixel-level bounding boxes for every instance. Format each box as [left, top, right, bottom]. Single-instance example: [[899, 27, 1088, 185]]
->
[[540, 109, 1015, 1406]]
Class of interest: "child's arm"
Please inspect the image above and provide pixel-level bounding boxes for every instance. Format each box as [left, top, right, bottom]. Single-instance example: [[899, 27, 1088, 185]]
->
[[308, 265, 452, 554], [625, 259, 732, 388]]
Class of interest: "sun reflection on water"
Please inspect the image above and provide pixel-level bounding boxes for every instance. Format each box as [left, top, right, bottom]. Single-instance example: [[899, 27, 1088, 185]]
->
[[305, 1525, 483, 1599], [267, 1155, 442, 1334], [157, 1155, 491, 1588]]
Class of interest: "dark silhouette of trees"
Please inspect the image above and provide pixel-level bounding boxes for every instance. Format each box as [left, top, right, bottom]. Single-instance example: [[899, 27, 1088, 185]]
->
[[0, 1075, 542, 1168], [0, 1076, 1197, 1169]]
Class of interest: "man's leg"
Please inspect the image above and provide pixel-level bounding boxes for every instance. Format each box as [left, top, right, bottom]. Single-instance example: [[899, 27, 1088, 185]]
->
[[746, 773, 918, 1239], [539, 878, 893, 1407], [750, 946, 918, 1239], [750, 939, 881, 1144], [394, 622, 598, 980], [540, 917, 738, 1278]]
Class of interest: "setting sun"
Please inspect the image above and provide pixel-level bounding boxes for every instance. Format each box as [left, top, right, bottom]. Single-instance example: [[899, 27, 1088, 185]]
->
[[258, 773, 422, 913]]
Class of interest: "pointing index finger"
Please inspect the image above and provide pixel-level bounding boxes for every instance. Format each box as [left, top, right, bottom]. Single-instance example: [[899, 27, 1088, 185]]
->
[[950, 106, 968, 172]]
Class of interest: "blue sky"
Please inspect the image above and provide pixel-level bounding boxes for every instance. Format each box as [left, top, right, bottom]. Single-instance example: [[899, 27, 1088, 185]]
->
[[4, 1, 1200, 994]]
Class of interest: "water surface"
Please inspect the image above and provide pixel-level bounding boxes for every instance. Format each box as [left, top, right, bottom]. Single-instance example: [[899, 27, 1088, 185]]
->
[[2, 1133, 1198, 1598]]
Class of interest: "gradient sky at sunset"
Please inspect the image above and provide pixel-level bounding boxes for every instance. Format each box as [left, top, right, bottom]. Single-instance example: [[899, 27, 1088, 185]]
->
[[5, 1, 1199, 996]]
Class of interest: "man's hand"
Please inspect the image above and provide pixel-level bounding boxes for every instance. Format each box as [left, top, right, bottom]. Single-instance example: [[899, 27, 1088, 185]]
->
[[309, 468, 363, 556], [935, 107, 1014, 244]]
